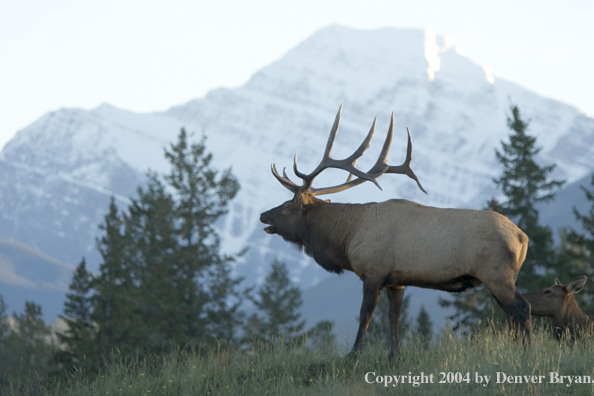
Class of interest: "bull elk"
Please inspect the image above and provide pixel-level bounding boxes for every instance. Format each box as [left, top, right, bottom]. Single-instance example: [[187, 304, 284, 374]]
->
[[523, 276, 593, 340], [260, 106, 531, 360]]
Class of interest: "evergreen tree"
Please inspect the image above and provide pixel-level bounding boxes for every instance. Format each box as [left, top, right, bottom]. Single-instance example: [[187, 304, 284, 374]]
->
[[308, 320, 336, 351], [0, 296, 7, 340], [6, 302, 53, 385], [440, 105, 564, 330], [555, 175, 594, 315], [55, 258, 98, 375], [573, 175, 594, 247], [415, 305, 433, 347], [86, 128, 242, 360], [124, 175, 180, 348], [245, 259, 306, 343], [367, 293, 411, 344], [0, 295, 10, 387], [438, 284, 506, 332], [92, 197, 143, 360], [203, 261, 246, 342], [492, 105, 564, 289], [162, 129, 242, 344]]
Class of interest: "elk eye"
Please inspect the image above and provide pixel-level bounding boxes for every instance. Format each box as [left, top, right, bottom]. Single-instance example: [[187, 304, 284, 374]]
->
[[544, 290, 551, 294]]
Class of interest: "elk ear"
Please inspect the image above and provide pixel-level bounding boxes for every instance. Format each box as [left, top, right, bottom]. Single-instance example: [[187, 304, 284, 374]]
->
[[566, 276, 587, 294], [554, 278, 563, 286]]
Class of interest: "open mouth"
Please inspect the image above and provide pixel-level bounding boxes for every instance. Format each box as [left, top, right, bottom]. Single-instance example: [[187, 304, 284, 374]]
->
[[263, 225, 276, 234]]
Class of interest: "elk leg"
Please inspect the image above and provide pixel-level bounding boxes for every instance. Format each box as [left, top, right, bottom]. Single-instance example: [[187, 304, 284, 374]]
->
[[493, 295, 513, 327], [386, 285, 405, 362], [351, 278, 382, 356], [491, 285, 531, 338], [508, 287, 532, 338]]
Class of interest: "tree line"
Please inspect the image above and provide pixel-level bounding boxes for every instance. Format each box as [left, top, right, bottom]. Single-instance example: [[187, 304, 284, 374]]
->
[[1, 105, 593, 388], [0, 129, 324, 388]]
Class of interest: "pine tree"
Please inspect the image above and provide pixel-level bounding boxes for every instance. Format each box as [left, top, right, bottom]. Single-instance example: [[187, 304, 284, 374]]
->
[[203, 261, 245, 342], [87, 128, 242, 358], [124, 174, 180, 348], [6, 302, 53, 385], [245, 259, 306, 343], [92, 197, 143, 360], [308, 320, 336, 351], [440, 105, 564, 331], [574, 175, 594, 245], [0, 295, 10, 387], [493, 105, 564, 289], [0, 296, 7, 340], [55, 258, 98, 375], [555, 175, 594, 315], [162, 129, 241, 344], [415, 305, 433, 348]]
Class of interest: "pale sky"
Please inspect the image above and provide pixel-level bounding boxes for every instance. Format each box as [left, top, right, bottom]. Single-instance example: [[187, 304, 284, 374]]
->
[[1, 0, 592, 150]]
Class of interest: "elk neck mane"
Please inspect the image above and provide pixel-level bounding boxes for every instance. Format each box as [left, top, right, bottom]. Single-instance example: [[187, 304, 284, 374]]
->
[[296, 199, 366, 274]]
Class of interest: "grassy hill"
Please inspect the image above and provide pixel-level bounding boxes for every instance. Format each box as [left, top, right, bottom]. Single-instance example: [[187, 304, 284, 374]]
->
[[5, 323, 594, 396]]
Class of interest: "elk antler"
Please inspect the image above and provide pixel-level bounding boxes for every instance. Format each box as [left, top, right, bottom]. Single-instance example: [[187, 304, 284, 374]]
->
[[271, 106, 427, 197]]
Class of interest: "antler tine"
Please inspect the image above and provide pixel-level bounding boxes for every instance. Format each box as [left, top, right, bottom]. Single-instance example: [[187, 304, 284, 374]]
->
[[322, 103, 343, 162], [308, 117, 394, 197], [282, 167, 291, 180], [293, 108, 381, 190], [308, 115, 427, 197], [271, 164, 300, 194], [328, 116, 382, 188], [384, 127, 428, 194], [366, 112, 395, 176], [293, 105, 342, 184], [345, 113, 384, 183]]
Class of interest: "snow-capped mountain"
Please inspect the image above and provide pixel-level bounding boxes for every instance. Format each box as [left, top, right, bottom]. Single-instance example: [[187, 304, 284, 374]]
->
[[1, 25, 593, 322]]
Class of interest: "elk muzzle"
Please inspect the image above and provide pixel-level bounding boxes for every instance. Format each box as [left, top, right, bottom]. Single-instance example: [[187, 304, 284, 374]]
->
[[260, 211, 276, 234]]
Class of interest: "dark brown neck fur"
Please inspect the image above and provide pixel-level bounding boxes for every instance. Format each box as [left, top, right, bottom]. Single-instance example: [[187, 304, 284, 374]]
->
[[296, 201, 365, 274]]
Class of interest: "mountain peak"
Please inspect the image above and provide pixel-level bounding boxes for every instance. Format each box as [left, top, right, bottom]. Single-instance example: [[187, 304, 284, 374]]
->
[[241, 26, 496, 111]]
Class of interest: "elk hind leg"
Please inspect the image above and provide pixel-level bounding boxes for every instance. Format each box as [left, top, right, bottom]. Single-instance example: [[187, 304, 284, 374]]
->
[[489, 284, 531, 338], [493, 295, 512, 325], [351, 278, 382, 357], [386, 285, 405, 362]]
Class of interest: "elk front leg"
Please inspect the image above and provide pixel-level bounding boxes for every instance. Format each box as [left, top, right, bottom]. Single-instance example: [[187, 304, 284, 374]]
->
[[386, 285, 405, 362], [351, 278, 382, 357]]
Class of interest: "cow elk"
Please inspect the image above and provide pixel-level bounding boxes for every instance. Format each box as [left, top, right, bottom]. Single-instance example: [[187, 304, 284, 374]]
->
[[260, 106, 531, 360], [523, 276, 593, 340]]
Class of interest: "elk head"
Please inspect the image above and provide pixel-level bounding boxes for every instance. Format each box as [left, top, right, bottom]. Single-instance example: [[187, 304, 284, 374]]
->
[[260, 105, 427, 243], [524, 276, 587, 317]]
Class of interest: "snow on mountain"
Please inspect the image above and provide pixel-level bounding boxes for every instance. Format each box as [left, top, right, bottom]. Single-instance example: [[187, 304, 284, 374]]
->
[[1, 25, 593, 323]]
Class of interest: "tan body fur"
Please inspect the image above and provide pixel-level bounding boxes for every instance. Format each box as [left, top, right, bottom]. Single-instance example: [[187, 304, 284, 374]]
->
[[306, 199, 527, 301]]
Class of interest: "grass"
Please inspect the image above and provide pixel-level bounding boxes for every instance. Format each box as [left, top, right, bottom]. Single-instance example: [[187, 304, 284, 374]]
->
[[6, 323, 594, 395]]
